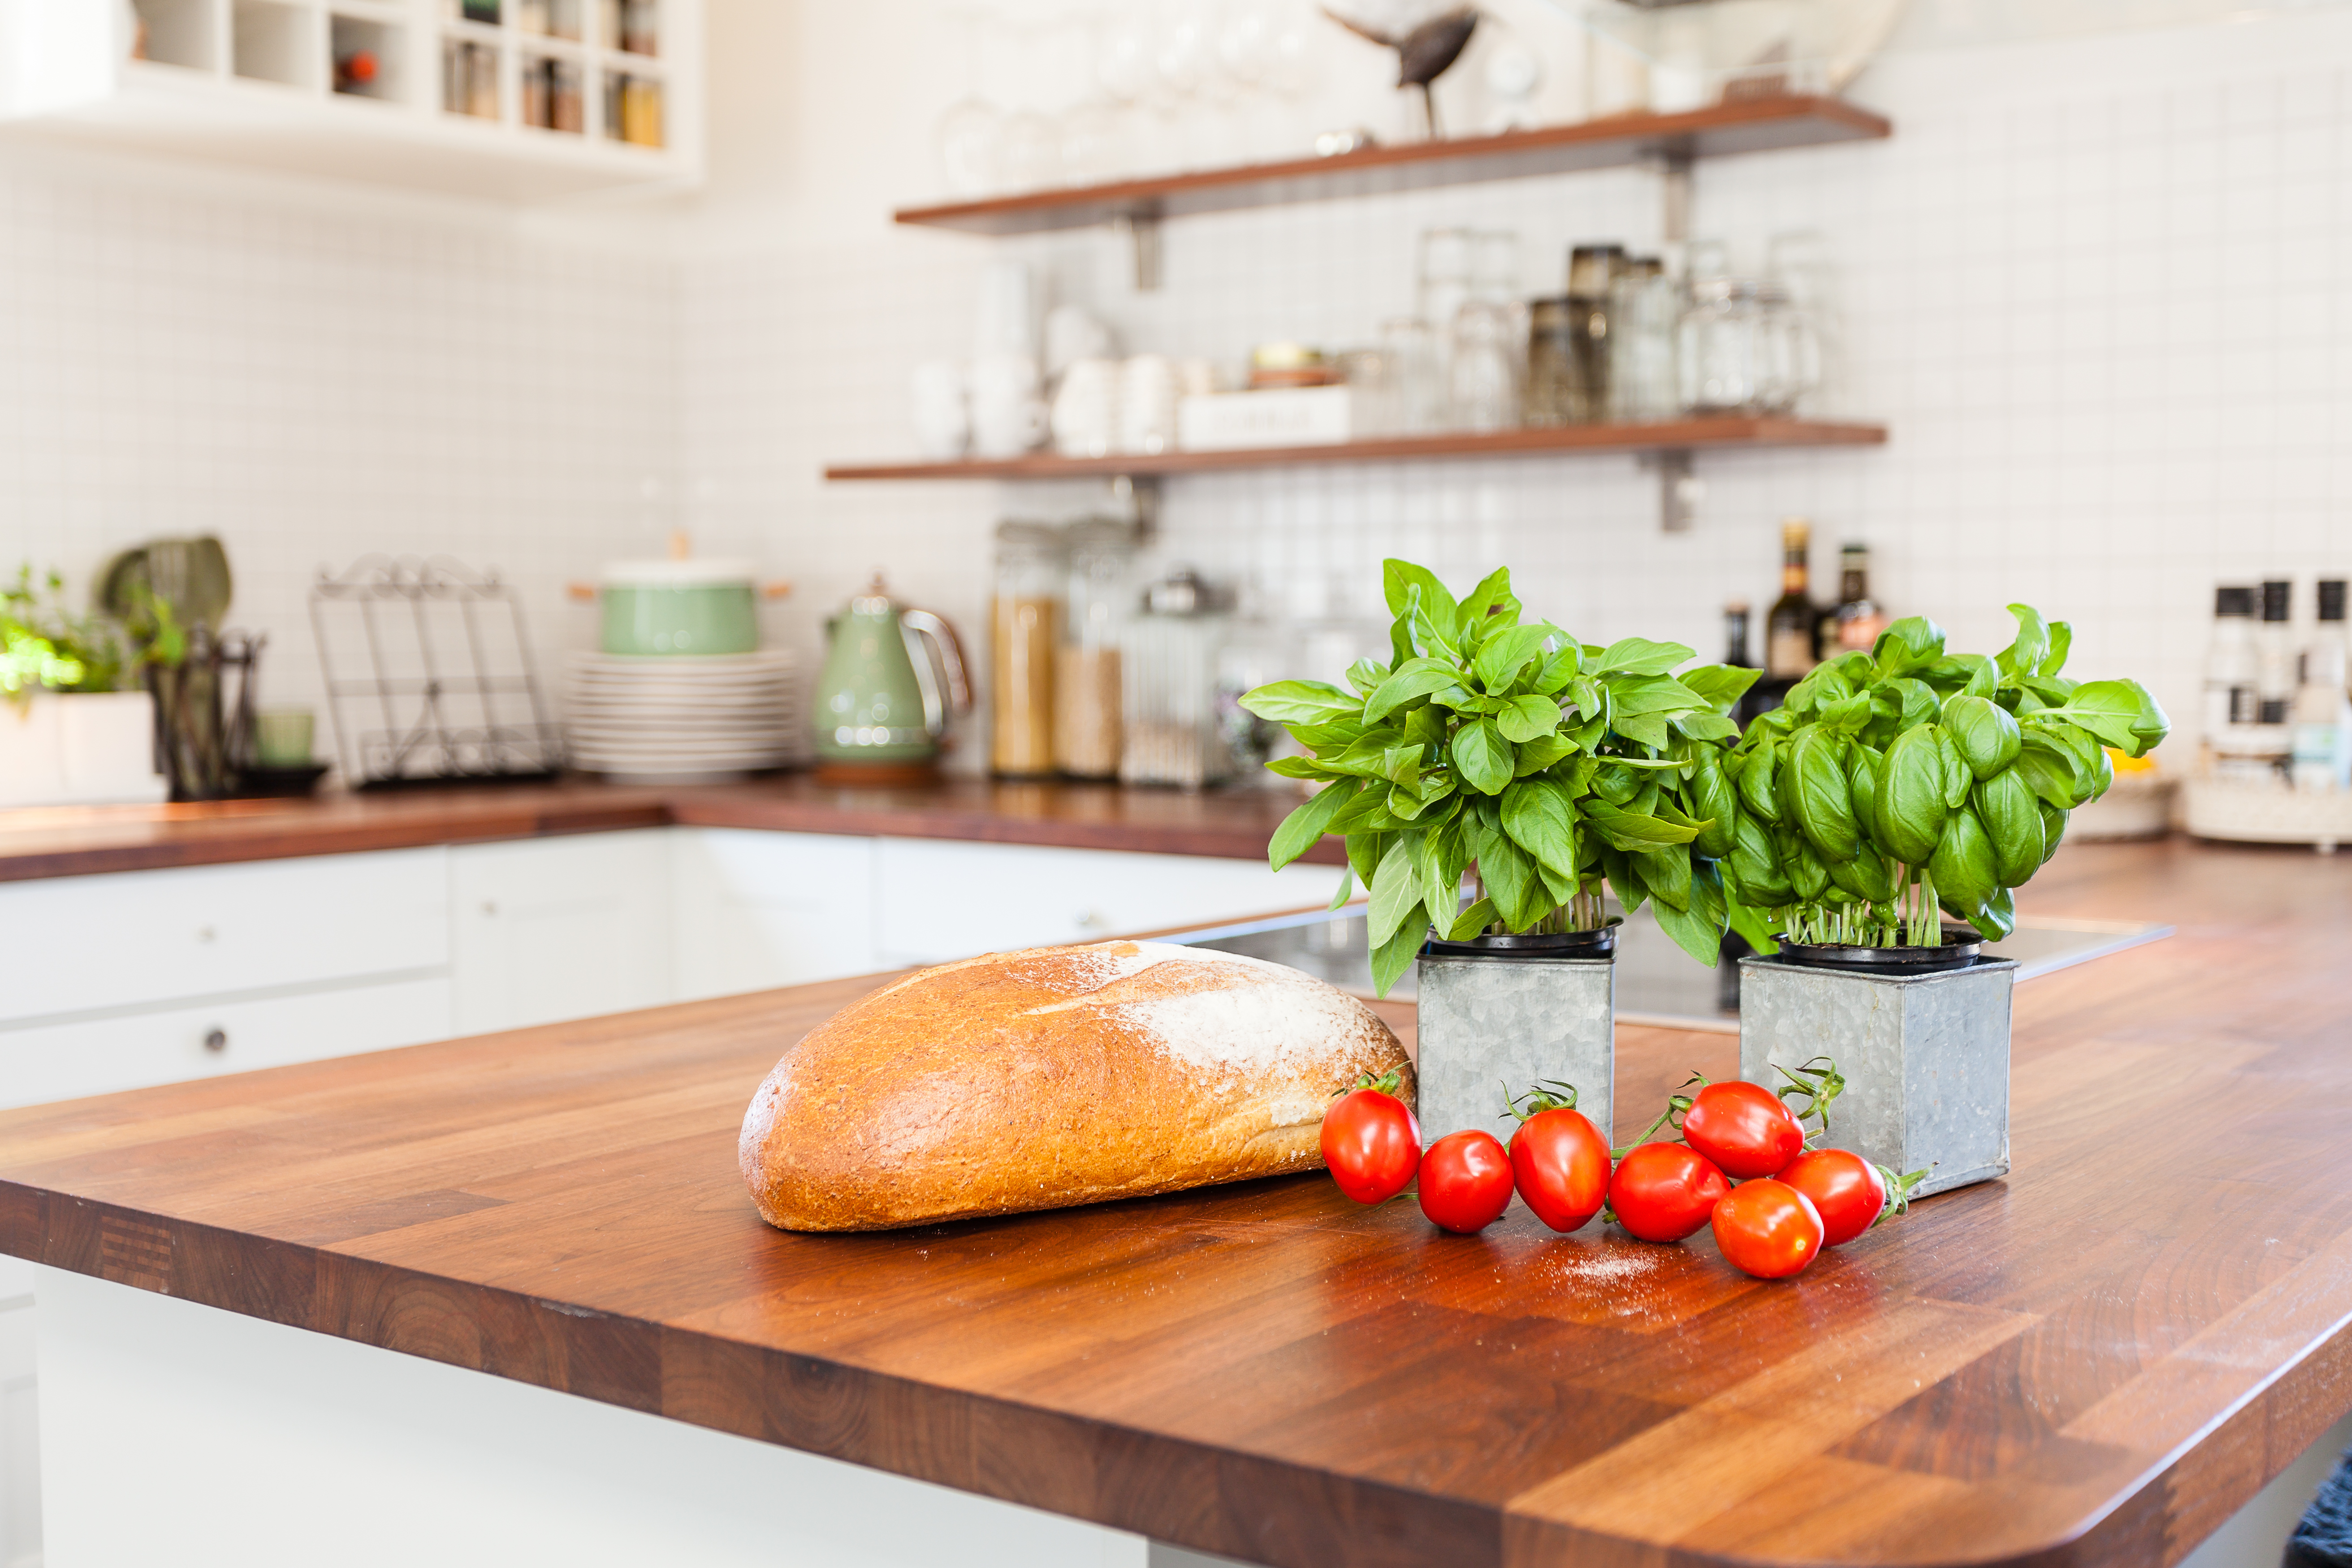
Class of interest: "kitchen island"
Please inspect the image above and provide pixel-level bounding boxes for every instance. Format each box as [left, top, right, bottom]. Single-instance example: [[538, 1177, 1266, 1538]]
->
[[3, 837, 2348, 1568]]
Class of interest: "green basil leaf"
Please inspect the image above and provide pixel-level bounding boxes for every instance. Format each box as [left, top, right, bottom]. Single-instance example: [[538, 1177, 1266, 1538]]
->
[[1496, 692, 1564, 743], [2047, 679, 2172, 758], [1726, 811, 1793, 906], [1929, 805, 1997, 916], [1383, 559, 1458, 631], [1935, 725, 1973, 809], [2038, 800, 2068, 864], [1942, 693, 2023, 779], [1345, 657, 1392, 698], [2041, 622, 2073, 678], [1267, 778, 1362, 870], [1562, 675, 1604, 721], [1474, 624, 1554, 692], [1473, 818, 1542, 929], [1846, 742, 1883, 847], [1687, 751, 1741, 858], [1996, 604, 2051, 682], [1679, 663, 1763, 716], [1423, 815, 1471, 924], [1975, 767, 2044, 886], [1827, 839, 1896, 902], [1814, 691, 1874, 736], [1500, 777, 1579, 877], [1512, 732, 1580, 776], [1457, 566, 1515, 626], [1531, 643, 1582, 695], [1614, 711, 1671, 749], [1786, 833, 1830, 900], [1609, 674, 1709, 717], [2011, 738, 2081, 809], [1582, 798, 1703, 850], [1445, 898, 1499, 942], [1602, 845, 1647, 916], [1239, 679, 1359, 726], [1737, 733, 1781, 824], [1592, 761, 1642, 804], [1789, 727, 1859, 863], [1366, 834, 1427, 948], [1364, 657, 1466, 723], [1967, 885, 2017, 943], [1263, 755, 1343, 780], [1451, 719, 1513, 795], [1875, 726, 1947, 865], [1673, 710, 1740, 743], [1637, 844, 1691, 911], [1368, 909, 1427, 999], [1588, 636, 1695, 677], [1872, 616, 1947, 678]]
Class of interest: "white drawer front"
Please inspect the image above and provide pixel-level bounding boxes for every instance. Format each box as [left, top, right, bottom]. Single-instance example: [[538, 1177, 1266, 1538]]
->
[[873, 838, 1346, 968], [0, 848, 450, 1024], [672, 829, 878, 1000], [451, 832, 674, 1036], [0, 976, 452, 1111]]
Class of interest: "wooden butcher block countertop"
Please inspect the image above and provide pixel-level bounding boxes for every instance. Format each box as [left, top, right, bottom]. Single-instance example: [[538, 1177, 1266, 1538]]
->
[[2, 837, 2348, 1568], [0, 773, 1342, 882]]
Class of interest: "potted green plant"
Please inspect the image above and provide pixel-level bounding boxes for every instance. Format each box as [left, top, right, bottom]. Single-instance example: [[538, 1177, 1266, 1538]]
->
[[1724, 605, 2169, 1195], [0, 566, 167, 808], [1243, 559, 1755, 1145]]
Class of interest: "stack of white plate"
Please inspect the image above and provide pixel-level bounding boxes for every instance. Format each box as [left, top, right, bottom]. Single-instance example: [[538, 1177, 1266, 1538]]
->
[[565, 650, 800, 783]]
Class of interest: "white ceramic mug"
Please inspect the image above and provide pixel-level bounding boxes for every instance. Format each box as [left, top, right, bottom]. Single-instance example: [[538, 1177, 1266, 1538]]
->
[[1118, 354, 1179, 455], [970, 353, 1048, 458], [1051, 358, 1121, 457], [910, 359, 970, 460]]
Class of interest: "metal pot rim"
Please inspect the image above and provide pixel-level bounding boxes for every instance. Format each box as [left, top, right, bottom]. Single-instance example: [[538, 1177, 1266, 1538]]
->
[[1770, 927, 1984, 972], [1422, 918, 1621, 961]]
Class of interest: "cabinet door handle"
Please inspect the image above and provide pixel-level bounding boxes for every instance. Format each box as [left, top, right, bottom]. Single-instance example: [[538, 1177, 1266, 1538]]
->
[[202, 1028, 228, 1054]]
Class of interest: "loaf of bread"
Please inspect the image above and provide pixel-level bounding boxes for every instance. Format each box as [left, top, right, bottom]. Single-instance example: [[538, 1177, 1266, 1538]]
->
[[739, 940, 1414, 1232]]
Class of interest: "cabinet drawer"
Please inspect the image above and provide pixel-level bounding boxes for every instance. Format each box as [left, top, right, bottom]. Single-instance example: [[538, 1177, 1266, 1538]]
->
[[0, 976, 452, 1111], [673, 829, 878, 999], [451, 832, 673, 1035], [873, 838, 1346, 968], [0, 849, 450, 1024]]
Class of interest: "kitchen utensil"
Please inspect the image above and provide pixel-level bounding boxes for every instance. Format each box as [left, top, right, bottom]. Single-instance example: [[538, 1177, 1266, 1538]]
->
[[253, 708, 315, 766], [568, 649, 800, 783], [991, 523, 1063, 778], [595, 557, 769, 657], [813, 576, 969, 784], [1051, 358, 1120, 458]]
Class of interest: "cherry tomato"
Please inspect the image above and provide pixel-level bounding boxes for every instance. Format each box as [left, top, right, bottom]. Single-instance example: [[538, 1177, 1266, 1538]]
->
[[1681, 1080, 1807, 1179], [1777, 1148, 1886, 1246], [1606, 1142, 1730, 1242], [1320, 1080, 1422, 1205], [1509, 1106, 1610, 1233], [1710, 1179, 1825, 1279], [1417, 1130, 1513, 1234]]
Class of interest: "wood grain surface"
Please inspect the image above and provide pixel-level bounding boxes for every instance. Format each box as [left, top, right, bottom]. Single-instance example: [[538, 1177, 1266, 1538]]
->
[[3, 838, 2348, 1568], [0, 774, 1340, 883], [892, 96, 1891, 235], [822, 419, 1889, 483]]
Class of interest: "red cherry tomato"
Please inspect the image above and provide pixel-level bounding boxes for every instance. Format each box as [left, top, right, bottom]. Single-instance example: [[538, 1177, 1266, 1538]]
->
[[1710, 1179, 1825, 1279], [1606, 1142, 1730, 1242], [1777, 1148, 1886, 1246], [1681, 1080, 1807, 1179], [1509, 1106, 1610, 1233], [1320, 1081, 1422, 1205], [1417, 1130, 1513, 1234]]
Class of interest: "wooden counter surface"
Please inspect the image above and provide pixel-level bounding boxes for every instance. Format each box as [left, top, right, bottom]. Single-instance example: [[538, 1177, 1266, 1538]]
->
[[0, 774, 1340, 882], [3, 838, 2348, 1568]]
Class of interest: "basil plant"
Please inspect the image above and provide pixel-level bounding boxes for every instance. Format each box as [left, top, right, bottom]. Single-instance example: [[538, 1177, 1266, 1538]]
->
[[1241, 560, 1759, 997], [1718, 605, 2170, 948]]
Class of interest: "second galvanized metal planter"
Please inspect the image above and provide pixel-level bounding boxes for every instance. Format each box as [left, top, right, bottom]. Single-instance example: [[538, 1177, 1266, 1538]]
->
[[1737, 951, 2019, 1197], [1414, 925, 1618, 1148]]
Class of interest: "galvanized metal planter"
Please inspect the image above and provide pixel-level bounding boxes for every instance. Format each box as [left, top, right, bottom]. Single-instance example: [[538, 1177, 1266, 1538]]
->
[[1737, 955, 2019, 1197], [1415, 932, 1616, 1147]]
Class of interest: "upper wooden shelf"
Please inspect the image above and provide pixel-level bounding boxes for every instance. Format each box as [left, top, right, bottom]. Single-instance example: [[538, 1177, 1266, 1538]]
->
[[894, 95, 1890, 235], [824, 416, 1887, 482]]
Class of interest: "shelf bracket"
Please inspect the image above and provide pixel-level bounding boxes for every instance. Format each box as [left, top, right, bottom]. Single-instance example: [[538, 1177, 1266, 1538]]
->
[[1643, 449, 1702, 532], [1113, 208, 1164, 292], [1649, 148, 1695, 273], [1110, 473, 1162, 542]]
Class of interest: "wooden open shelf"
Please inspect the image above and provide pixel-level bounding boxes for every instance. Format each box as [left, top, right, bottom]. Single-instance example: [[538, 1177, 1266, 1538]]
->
[[824, 417, 1887, 482], [895, 96, 1889, 236]]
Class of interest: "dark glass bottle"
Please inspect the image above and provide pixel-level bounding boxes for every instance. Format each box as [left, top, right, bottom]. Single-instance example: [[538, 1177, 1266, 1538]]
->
[[1764, 518, 1818, 679]]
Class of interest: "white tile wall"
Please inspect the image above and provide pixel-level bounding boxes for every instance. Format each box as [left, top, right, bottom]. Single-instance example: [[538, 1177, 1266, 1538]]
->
[[0, 144, 684, 758], [680, 5, 2352, 765], [3, 5, 2347, 778]]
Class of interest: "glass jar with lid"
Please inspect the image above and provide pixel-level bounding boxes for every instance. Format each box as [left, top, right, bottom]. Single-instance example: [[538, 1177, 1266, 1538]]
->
[[1121, 567, 1232, 790], [1054, 518, 1136, 780], [990, 520, 1064, 778]]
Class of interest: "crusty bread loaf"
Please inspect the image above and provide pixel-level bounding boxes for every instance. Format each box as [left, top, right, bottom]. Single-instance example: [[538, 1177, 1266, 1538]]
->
[[739, 940, 1413, 1232]]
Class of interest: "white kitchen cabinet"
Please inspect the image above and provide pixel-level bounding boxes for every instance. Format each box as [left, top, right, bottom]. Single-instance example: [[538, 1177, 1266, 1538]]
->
[[0, 975, 452, 1113], [0, 847, 450, 1025], [671, 829, 878, 1001], [450, 831, 674, 1034], [872, 838, 1348, 969], [0, 1289, 31, 1568]]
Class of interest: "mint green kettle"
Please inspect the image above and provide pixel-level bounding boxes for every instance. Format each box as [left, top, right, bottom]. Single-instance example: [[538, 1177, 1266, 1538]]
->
[[813, 576, 970, 783]]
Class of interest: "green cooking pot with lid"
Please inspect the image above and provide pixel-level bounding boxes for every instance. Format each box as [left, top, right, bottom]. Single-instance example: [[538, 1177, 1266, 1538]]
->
[[600, 559, 761, 656]]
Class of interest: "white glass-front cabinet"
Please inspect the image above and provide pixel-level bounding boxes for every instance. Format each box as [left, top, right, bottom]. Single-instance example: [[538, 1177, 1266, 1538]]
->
[[0, 0, 702, 199]]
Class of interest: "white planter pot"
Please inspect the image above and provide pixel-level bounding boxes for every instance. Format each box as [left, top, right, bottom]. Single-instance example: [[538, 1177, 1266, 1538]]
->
[[0, 691, 168, 807]]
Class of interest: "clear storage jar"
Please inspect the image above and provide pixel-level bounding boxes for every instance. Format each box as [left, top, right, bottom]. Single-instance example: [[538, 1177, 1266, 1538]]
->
[[990, 521, 1064, 778], [1053, 519, 1135, 780]]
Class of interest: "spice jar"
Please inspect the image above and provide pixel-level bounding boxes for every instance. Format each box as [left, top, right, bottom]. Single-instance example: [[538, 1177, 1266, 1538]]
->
[[1054, 519, 1135, 779], [1524, 297, 1579, 427], [1677, 278, 1772, 414], [990, 521, 1064, 777]]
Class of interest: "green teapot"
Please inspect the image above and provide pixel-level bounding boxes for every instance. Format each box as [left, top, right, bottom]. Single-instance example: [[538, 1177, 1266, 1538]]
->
[[812, 575, 969, 783]]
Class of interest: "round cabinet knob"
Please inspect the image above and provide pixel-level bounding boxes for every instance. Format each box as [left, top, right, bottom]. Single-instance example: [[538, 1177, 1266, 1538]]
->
[[195, 925, 217, 944], [202, 1028, 228, 1054], [481, 901, 498, 917], [1074, 909, 1109, 932]]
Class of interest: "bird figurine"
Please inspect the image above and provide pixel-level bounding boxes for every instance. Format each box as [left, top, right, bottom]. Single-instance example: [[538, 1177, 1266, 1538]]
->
[[1322, 4, 1479, 139]]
